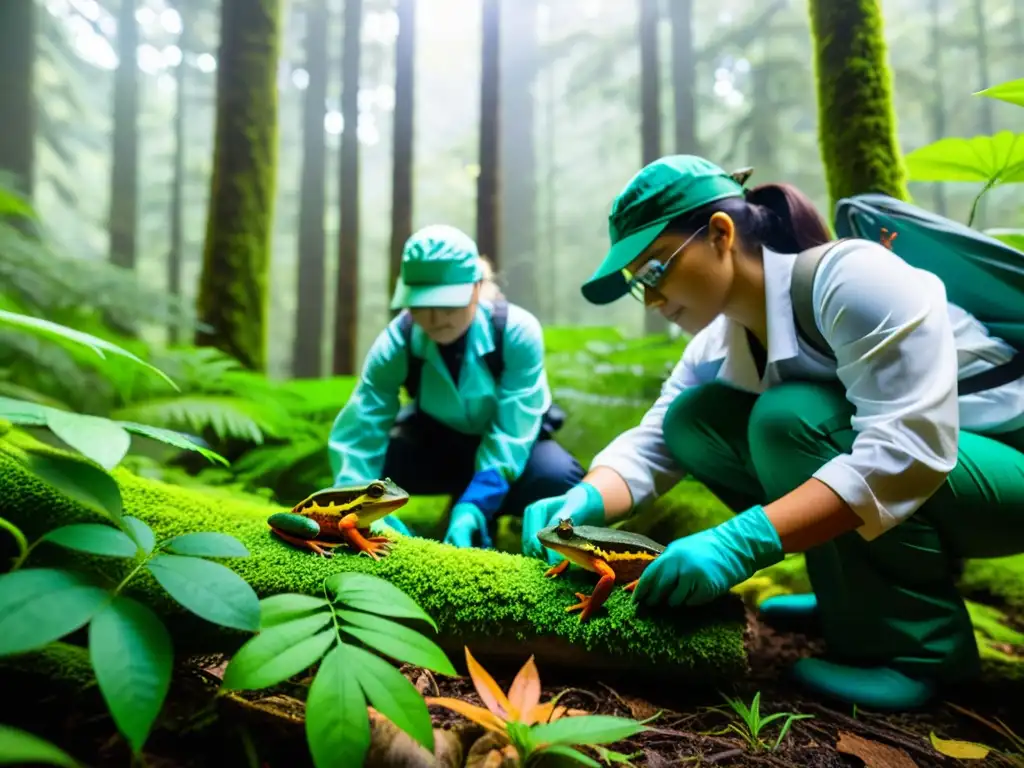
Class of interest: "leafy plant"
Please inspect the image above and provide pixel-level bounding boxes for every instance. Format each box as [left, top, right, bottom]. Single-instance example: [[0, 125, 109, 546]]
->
[[0, 723, 83, 767], [426, 646, 648, 766], [0, 450, 259, 755], [221, 572, 456, 768], [714, 691, 813, 752]]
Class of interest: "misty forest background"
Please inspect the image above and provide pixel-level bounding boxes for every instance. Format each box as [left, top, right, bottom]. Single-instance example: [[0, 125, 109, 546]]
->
[[1, 0, 1022, 509]]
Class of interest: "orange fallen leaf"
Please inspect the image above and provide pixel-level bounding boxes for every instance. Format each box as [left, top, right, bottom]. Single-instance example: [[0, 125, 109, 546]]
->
[[836, 731, 919, 768]]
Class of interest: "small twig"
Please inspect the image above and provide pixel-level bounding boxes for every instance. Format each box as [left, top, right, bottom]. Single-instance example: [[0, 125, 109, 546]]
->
[[801, 702, 939, 760], [705, 747, 744, 763]]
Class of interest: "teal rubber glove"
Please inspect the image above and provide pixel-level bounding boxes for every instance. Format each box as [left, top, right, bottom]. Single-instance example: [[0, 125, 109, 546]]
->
[[443, 503, 493, 549], [521, 482, 605, 563], [633, 505, 784, 607]]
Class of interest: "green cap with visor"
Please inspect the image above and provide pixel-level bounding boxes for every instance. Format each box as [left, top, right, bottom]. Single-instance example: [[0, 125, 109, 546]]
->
[[390, 224, 484, 310], [581, 155, 749, 305]]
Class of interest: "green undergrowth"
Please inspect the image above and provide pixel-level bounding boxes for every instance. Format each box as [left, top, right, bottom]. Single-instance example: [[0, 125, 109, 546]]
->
[[0, 431, 747, 681]]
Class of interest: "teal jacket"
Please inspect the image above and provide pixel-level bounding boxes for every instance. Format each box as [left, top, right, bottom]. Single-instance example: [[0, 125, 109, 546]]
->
[[328, 300, 551, 515]]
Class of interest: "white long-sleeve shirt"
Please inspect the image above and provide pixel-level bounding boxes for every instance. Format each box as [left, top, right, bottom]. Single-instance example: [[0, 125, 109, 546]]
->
[[590, 239, 1024, 540]]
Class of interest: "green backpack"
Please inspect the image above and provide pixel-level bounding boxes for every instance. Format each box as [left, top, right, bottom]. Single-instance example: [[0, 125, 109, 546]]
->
[[791, 193, 1024, 396]]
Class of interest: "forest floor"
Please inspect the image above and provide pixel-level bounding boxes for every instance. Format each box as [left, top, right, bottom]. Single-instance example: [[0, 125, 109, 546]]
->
[[7, 606, 1023, 768]]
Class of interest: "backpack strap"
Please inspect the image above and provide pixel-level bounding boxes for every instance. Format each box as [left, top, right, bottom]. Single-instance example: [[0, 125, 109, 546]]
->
[[397, 310, 424, 401], [790, 239, 850, 359], [482, 299, 508, 384]]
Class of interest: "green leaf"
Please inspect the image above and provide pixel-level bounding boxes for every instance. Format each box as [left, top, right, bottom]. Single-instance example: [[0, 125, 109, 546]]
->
[[259, 593, 331, 628], [0, 724, 82, 767], [530, 715, 647, 748], [222, 612, 334, 691], [905, 132, 1024, 184], [122, 516, 155, 554], [0, 309, 178, 390], [0, 568, 111, 656], [44, 409, 132, 471], [89, 595, 173, 754], [117, 421, 229, 466], [0, 396, 47, 425], [164, 532, 250, 558], [335, 610, 456, 675], [305, 644, 372, 768], [929, 731, 992, 759], [146, 554, 260, 632], [20, 449, 123, 523], [39, 523, 138, 558], [976, 77, 1024, 108], [327, 572, 438, 631], [347, 644, 434, 753], [536, 745, 603, 767], [985, 228, 1024, 252]]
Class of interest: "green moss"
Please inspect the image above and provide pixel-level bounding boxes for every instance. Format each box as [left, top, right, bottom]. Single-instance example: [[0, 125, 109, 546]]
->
[[808, 0, 909, 210], [0, 434, 747, 681], [194, 0, 283, 371], [961, 556, 1024, 610], [0, 640, 96, 694]]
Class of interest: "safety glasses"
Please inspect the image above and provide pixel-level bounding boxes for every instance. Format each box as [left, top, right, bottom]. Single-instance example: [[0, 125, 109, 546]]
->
[[622, 225, 707, 302]]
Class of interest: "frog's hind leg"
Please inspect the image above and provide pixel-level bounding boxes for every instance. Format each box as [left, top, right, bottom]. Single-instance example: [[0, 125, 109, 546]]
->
[[338, 514, 393, 560], [566, 558, 616, 622], [270, 529, 341, 558]]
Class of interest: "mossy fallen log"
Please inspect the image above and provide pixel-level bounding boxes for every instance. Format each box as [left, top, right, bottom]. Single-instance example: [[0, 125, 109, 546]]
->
[[0, 434, 748, 683]]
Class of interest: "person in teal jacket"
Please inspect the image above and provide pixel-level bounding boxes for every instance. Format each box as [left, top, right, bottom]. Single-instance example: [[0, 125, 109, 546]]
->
[[522, 155, 1024, 711], [328, 224, 584, 548]]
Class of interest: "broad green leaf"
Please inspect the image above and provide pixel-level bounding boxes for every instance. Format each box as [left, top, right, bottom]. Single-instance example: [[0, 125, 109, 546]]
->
[[905, 132, 1024, 184], [0, 724, 82, 767], [327, 572, 438, 631], [117, 421, 229, 466], [347, 644, 434, 753], [164, 532, 250, 558], [0, 568, 111, 656], [985, 228, 1024, 252], [530, 715, 647, 748], [44, 409, 132, 471], [39, 523, 138, 558], [0, 309, 177, 390], [122, 516, 155, 554], [335, 610, 456, 675], [929, 732, 991, 759], [976, 78, 1024, 108], [259, 593, 331, 628], [537, 745, 603, 767], [0, 396, 47, 425], [20, 449, 123, 523], [89, 595, 173, 754], [146, 554, 260, 632], [306, 644, 372, 768], [0, 184, 37, 219], [222, 612, 334, 690]]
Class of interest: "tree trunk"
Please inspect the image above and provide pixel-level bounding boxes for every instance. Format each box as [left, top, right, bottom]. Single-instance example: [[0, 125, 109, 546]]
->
[[807, 0, 907, 209], [639, 0, 665, 336], [292, 0, 329, 378], [195, 0, 282, 372], [168, 12, 188, 345], [668, 0, 697, 155], [0, 0, 35, 198], [331, 0, 363, 376], [971, 0, 992, 228], [475, 0, 501, 267], [389, 0, 416, 298], [109, 0, 139, 272], [498, 0, 538, 311], [541, 6, 558, 324], [927, 0, 947, 216]]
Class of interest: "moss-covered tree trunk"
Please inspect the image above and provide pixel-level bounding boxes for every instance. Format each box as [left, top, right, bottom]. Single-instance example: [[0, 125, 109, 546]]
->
[[476, 0, 500, 267], [0, 0, 35, 198], [639, 0, 666, 336], [168, 13, 189, 345], [195, 0, 282, 372], [109, 0, 139, 273], [807, 0, 908, 210], [389, 0, 415, 298]]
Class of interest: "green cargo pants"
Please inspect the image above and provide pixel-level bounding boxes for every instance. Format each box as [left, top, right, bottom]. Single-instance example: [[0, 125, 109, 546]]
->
[[661, 380, 1024, 684]]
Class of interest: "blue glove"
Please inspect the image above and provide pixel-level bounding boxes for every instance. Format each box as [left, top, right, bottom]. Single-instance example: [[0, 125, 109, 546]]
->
[[443, 503, 493, 549], [521, 482, 605, 563], [633, 505, 784, 607]]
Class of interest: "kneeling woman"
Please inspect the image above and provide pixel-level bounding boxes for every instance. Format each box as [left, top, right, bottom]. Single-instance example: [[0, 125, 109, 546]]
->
[[525, 155, 1024, 709], [329, 224, 583, 548]]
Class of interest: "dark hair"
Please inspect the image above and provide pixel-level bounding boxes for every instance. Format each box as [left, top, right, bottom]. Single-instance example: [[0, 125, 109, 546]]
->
[[666, 182, 832, 254]]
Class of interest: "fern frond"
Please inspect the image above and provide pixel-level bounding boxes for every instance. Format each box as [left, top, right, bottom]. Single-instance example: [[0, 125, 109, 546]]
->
[[0, 379, 72, 410], [109, 395, 298, 444]]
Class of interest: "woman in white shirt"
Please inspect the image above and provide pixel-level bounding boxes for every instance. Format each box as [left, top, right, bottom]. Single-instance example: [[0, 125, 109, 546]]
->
[[522, 155, 1024, 710]]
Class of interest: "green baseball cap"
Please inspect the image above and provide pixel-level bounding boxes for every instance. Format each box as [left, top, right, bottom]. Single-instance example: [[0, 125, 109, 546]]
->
[[581, 155, 748, 305], [390, 224, 484, 310]]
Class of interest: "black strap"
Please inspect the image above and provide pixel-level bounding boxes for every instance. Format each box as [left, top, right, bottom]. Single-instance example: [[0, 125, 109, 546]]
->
[[399, 299, 508, 401], [790, 239, 1024, 396]]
